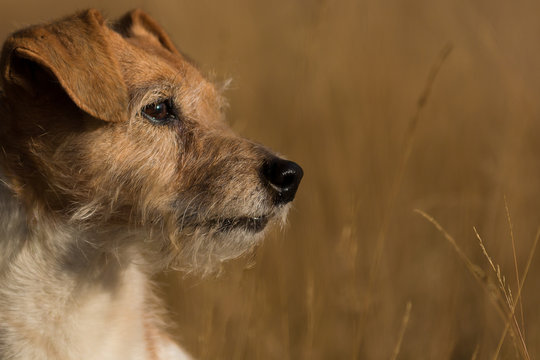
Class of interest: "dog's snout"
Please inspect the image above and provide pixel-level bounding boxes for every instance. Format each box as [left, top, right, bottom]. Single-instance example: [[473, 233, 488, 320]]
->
[[261, 157, 303, 205]]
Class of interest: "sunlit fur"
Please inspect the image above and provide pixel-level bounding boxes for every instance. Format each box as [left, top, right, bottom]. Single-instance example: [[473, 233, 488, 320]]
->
[[0, 9, 296, 360]]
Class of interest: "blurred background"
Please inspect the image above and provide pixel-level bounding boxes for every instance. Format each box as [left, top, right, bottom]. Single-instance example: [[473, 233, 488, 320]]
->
[[2, 0, 540, 358]]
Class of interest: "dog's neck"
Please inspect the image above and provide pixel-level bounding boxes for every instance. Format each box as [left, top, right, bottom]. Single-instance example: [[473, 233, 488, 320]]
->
[[0, 167, 141, 269], [0, 168, 156, 359], [0, 162, 150, 280]]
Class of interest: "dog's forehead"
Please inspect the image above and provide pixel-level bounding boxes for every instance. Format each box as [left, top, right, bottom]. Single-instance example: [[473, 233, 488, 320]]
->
[[108, 29, 194, 86]]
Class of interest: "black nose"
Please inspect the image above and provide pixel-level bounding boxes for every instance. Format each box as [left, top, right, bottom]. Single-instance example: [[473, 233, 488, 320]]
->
[[261, 157, 303, 205]]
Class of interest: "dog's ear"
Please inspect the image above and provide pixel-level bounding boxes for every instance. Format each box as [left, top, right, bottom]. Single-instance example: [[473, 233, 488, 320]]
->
[[0, 9, 128, 122], [114, 9, 179, 54]]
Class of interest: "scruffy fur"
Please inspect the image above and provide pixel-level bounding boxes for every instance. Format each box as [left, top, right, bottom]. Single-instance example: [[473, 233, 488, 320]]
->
[[0, 9, 301, 360]]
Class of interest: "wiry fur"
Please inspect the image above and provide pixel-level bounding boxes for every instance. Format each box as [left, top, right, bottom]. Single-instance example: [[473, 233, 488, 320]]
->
[[0, 9, 299, 360]]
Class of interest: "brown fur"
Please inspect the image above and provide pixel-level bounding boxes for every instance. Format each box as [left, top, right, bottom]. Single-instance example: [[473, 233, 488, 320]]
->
[[0, 9, 301, 360]]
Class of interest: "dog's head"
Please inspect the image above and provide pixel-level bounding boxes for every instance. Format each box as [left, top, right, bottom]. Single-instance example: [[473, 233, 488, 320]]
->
[[0, 9, 302, 273]]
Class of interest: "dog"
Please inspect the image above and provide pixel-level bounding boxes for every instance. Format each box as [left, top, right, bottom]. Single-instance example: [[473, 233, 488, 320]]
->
[[0, 9, 302, 360]]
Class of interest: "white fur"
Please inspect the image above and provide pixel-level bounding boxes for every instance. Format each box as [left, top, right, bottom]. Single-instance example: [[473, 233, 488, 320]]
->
[[0, 172, 192, 359]]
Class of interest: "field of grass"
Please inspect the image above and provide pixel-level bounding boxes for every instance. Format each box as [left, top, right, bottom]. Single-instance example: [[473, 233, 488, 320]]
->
[[2, 1, 540, 358]]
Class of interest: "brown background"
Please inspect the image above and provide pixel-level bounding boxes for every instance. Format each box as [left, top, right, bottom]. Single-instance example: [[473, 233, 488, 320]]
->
[[2, 0, 540, 359]]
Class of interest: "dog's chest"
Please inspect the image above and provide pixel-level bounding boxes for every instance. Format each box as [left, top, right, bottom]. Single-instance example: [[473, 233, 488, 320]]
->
[[67, 266, 149, 360], [0, 240, 152, 359]]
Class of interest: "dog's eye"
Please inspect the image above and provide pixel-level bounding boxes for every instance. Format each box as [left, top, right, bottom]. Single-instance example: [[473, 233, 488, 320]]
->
[[141, 101, 177, 124]]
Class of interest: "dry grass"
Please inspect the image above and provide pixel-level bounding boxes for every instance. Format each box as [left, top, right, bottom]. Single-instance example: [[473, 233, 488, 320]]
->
[[3, 0, 540, 358], [416, 209, 538, 360]]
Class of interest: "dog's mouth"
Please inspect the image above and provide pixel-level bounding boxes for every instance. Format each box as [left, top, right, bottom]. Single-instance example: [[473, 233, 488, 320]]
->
[[177, 205, 273, 233], [208, 215, 269, 233]]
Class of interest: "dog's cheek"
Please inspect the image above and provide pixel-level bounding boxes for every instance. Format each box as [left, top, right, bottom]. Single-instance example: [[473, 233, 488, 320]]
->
[[77, 124, 181, 219]]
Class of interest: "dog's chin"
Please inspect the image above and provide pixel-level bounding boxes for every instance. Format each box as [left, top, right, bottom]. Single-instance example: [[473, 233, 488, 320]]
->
[[169, 205, 290, 275]]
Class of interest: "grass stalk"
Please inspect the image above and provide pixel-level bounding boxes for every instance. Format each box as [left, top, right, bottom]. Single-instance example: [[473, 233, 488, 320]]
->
[[390, 301, 412, 360]]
